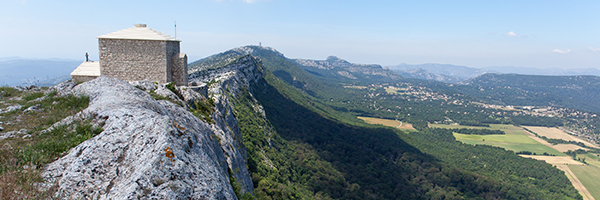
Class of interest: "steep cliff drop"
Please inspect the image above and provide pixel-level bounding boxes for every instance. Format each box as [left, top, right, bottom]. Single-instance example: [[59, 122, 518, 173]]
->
[[42, 54, 263, 199]]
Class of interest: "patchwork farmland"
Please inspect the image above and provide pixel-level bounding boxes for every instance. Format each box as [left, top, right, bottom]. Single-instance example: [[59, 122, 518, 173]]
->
[[431, 123, 600, 200]]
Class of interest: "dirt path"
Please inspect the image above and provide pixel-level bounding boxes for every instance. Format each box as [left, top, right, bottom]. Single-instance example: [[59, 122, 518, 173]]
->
[[556, 165, 595, 200]]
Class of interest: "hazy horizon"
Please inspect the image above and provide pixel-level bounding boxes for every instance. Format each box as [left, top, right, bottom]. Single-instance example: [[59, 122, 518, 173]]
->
[[2, 0, 600, 70]]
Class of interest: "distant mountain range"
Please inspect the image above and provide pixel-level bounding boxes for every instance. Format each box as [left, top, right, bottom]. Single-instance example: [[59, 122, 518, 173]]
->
[[0, 58, 80, 86], [292, 56, 402, 84], [387, 63, 600, 83], [388, 63, 490, 82], [2, 55, 600, 87], [483, 66, 600, 77]]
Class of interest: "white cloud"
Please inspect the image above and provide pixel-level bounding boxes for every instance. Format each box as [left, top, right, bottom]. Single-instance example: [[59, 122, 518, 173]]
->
[[552, 49, 572, 54], [504, 31, 522, 37], [588, 47, 600, 52]]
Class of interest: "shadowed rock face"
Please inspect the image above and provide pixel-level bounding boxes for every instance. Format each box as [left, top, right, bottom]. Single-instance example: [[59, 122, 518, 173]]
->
[[42, 76, 246, 199]]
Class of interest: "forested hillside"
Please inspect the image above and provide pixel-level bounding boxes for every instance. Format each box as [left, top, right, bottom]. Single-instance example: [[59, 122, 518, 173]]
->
[[194, 45, 582, 199]]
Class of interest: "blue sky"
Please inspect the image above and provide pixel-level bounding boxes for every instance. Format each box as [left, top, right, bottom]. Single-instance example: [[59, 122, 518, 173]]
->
[[1, 0, 600, 69]]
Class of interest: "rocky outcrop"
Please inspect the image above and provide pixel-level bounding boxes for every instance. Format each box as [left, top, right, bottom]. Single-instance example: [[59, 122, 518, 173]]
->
[[293, 56, 403, 80], [43, 76, 237, 199], [42, 54, 264, 199]]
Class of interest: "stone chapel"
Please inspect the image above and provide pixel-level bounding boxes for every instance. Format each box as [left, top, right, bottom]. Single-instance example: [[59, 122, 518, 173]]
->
[[70, 24, 188, 86]]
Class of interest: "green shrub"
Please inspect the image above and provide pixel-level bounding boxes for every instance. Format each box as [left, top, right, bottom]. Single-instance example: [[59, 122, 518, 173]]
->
[[191, 98, 215, 124], [23, 92, 45, 101], [165, 82, 184, 100]]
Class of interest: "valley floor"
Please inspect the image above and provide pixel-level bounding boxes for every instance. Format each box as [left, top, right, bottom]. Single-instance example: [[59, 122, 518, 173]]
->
[[429, 123, 600, 200]]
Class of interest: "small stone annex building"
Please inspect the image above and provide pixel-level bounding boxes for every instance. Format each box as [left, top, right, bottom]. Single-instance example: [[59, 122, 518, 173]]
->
[[70, 24, 188, 86]]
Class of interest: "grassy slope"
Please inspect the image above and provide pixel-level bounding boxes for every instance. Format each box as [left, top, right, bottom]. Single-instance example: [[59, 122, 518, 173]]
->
[[0, 87, 95, 199]]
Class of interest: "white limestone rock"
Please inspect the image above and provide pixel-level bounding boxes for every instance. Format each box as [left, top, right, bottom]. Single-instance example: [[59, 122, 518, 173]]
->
[[47, 81, 77, 96], [0, 129, 27, 140], [42, 76, 238, 199], [23, 104, 43, 113], [154, 84, 180, 100], [0, 104, 22, 114], [189, 54, 265, 193], [129, 80, 157, 92], [0, 130, 15, 139]]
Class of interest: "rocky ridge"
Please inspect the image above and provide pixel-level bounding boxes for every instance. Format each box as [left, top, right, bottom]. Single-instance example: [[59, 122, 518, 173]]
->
[[293, 56, 402, 81], [393, 68, 462, 83], [41, 54, 264, 199]]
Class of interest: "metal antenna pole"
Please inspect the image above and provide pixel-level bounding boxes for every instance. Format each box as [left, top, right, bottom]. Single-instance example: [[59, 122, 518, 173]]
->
[[174, 21, 177, 38]]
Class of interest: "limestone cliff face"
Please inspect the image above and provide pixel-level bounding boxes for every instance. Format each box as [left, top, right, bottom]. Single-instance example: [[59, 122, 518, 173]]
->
[[42, 54, 263, 199], [188, 54, 264, 194]]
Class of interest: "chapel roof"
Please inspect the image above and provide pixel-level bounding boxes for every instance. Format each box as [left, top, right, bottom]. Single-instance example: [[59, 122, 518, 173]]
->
[[97, 24, 179, 41], [70, 61, 100, 76]]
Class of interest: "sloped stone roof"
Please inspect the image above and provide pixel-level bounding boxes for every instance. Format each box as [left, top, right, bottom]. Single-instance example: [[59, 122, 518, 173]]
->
[[97, 24, 179, 41], [70, 61, 100, 76]]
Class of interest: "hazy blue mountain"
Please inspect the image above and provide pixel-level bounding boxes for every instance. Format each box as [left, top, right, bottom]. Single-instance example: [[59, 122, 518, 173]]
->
[[0, 59, 80, 86], [387, 63, 491, 82], [0, 56, 22, 62], [392, 68, 463, 83], [484, 66, 600, 76]]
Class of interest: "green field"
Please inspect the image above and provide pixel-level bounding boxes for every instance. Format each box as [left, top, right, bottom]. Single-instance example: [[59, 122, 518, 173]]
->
[[579, 153, 600, 168], [569, 165, 600, 200], [384, 87, 407, 95], [429, 124, 498, 129], [431, 124, 566, 156]]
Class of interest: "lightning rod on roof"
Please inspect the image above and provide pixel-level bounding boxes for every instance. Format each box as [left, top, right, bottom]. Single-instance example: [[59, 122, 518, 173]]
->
[[174, 21, 177, 39]]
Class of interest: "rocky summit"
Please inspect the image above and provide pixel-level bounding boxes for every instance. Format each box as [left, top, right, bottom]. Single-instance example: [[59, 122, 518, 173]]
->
[[41, 54, 264, 199]]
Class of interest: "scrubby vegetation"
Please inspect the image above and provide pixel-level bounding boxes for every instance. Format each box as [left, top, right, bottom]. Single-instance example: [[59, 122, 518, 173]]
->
[[0, 86, 93, 199], [191, 98, 215, 124]]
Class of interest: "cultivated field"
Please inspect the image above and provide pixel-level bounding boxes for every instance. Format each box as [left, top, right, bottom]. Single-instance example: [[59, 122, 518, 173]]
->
[[447, 124, 565, 156], [519, 155, 584, 166], [429, 123, 492, 129], [523, 126, 599, 148], [570, 165, 600, 200], [433, 123, 598, 199], [358, 117, 416, 130], [553, 144, 589, 152], [580, 154, 600, 168], [384, 87, 407, 95], [343, 85, 367, 89]]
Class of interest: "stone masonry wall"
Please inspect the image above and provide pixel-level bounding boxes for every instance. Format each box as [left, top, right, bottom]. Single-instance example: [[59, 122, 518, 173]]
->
[[171, 53, 188, 86], [71, 75, 98, 83], [99, 39, 170, 83], [164, 41, 180, 83]]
